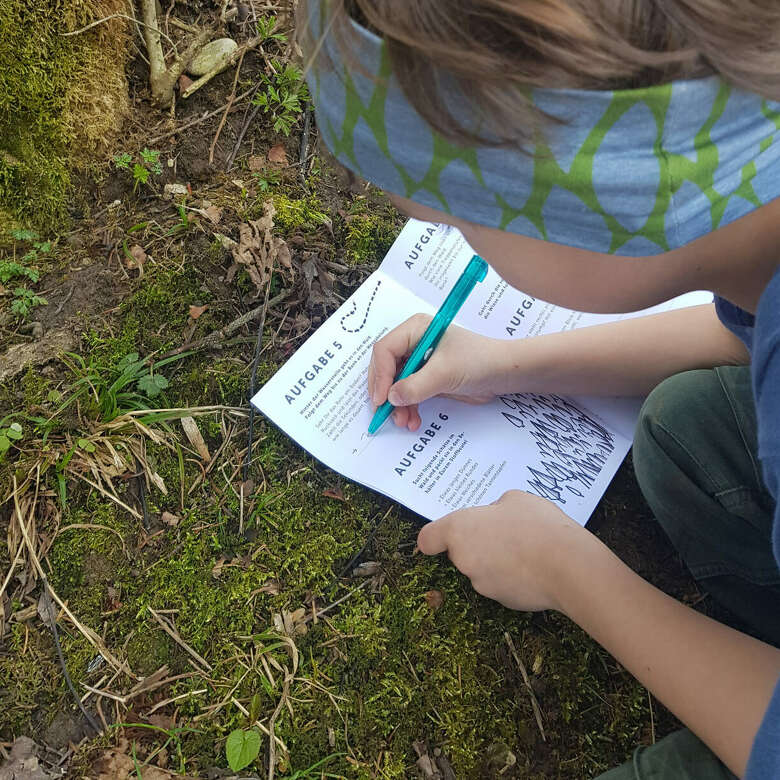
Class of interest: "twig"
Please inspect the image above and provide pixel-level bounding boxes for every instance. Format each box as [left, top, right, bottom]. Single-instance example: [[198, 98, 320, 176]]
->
[[209, 50, 245, 164], [147, 607, 213, 672], [226, 101, 262, 171], [146, 688, 207, 714], [303, 579, 371, 626], [147, 86, 255, 143], [298, 104, 313, 186], [648, 690, 656, 744], [136, 461, 151, 532], [60, 13, 174, 48], [158, 288, 293, 360], [242, 259, 276, 482], [40, 584, 101, 735], [230, 697, 289, 754], [54, 285, 75, 315], [504, 632, 546, 742]]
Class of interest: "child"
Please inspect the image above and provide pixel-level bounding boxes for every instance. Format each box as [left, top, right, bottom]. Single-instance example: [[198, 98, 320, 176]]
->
[[301, 1, 780, 776]]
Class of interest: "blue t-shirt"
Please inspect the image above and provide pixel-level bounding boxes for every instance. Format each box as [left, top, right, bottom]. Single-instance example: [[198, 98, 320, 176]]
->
[[715, 266, 780, 780]]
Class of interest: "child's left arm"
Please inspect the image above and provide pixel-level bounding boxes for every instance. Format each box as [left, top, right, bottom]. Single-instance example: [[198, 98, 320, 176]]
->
[[418, 491, 780, 778]]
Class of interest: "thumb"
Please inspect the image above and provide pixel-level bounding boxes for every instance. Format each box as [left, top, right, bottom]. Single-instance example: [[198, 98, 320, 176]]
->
[[388, 366, 447, 407], [417, 517, 450, 555]]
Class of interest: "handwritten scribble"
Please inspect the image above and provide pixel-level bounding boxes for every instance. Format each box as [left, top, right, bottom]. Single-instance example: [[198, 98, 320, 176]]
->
[[497, 394, 615, 504], [340, 280, 382, 333]]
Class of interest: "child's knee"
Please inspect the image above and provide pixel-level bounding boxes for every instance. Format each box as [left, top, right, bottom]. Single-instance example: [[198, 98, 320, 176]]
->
[[633, 369, 722, 502]]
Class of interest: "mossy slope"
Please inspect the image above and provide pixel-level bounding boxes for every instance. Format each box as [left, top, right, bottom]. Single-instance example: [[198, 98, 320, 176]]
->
[[0, 0, 129, 234]]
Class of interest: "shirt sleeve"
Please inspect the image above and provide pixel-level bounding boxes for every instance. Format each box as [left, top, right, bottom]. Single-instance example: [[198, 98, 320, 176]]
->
[[745, 269, 780, 779]]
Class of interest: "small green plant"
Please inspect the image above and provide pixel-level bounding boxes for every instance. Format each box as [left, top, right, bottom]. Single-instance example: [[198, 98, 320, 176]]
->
[[225, 727, 261, 772], [225, 692, 262, 771], [114, 148, 164, 193], [11, 287, 47, 319], [0, 418, 23, 462], [256, 14, 287, 44], [251, 167, 282, 192], [59, 350, 187, 422], [252, 61, 310, 136], [3, 229, 51, 319]]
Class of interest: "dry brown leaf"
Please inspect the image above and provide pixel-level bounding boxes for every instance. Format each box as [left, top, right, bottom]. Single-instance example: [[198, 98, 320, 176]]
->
[[272, 607, 307, 638], [322, 486, 345, 501], [161, 511, 180, 526], [267, 143, 288, 165], [231, 201, 292, 297], [188, 304, 208, 320], [178, 74, 194, 92], [0, 737, 55, 780], [248, 155, 266, 171], [180, 416, 210, 462], [211, 556, 227, 579], [257, 579, 281, 595], [203, 204, 222, 224], [424, 589, 444, 610], [125, 244, 147, 270]]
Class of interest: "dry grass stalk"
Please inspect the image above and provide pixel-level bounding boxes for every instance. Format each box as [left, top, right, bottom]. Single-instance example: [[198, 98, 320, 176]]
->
[[504, 632, 546, 742], [12, 476, 127, 675], [147, 607, 213, 672]]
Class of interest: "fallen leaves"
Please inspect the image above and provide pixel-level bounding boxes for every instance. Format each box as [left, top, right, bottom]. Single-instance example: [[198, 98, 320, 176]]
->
[[230, 201, 292, 297], [0, 737, 56, 780], [267, 143, 288, 165], [125, 244, 147, 274], [188, 304, 208, 320], [322, 485, 345, 501], [424, 589, 444, 611], [180, 416, 210, 462], [272, 607, 307, 639]]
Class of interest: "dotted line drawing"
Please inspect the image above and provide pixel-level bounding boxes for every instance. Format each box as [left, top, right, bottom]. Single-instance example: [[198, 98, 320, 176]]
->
[[340, 279, 382, 333]]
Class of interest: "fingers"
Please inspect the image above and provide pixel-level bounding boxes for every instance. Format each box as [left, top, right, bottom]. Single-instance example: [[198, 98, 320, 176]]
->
[[368, 314, 432, 407], [417, 515, 451, 555]]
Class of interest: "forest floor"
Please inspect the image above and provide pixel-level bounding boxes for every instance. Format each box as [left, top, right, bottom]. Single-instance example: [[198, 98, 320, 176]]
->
[[0, 4, 728, 778]]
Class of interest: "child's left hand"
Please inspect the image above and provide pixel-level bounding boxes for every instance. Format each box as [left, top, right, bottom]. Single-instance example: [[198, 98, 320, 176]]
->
[[417, 490, 599, 613]]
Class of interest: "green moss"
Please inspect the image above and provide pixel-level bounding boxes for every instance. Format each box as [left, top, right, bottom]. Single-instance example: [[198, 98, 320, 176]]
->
[[343, 198, 400, 265], [0, 0, 128, 232], [265, 193, 330, 234]]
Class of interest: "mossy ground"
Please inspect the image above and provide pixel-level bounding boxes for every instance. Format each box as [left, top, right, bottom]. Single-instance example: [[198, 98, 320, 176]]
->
[[0, 0, 128, 236], [0, 7, 697, 778]]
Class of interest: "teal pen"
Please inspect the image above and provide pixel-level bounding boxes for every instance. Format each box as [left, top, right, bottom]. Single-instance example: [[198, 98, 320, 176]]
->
[[368, 254, 489, 435]]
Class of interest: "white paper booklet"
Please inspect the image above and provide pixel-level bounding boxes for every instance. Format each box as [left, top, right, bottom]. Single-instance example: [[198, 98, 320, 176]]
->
[[251, 220, 711, 525]]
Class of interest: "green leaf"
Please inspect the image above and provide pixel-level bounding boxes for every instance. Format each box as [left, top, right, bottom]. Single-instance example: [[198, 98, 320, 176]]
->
[[10, 229, 37, 241], [133, 163, 150, 184], [248, 693, 262, 725], [225, 728, 261, 771], [137, 373, 168, 398], [47, 389, 61, 402], [6, 422, 22, 440], [0, 435, 11, 453], [77, 438, 96, 453]]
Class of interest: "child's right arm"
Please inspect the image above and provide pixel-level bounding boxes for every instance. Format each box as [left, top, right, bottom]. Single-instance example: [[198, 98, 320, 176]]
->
[[369, 302, 749, 430]]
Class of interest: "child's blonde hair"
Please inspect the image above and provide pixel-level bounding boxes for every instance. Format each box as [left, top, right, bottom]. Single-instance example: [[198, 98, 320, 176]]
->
[[308, 0, 780, 145]]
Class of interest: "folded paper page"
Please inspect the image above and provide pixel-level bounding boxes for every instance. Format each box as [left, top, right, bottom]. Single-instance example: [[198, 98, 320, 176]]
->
[[251, 220, 711, 525]]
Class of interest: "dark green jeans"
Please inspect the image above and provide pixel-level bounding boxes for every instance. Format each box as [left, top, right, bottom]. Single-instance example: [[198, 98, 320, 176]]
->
[[596, 366, 780, 780]]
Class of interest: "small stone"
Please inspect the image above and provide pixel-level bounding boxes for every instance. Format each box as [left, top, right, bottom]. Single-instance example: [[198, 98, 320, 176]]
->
[[187, 38, 238, 76], [163, 183, 188, 199]]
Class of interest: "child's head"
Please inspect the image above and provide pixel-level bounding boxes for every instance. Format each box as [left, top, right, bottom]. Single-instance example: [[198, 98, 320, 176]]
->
[[300, 1, 780, 311], [311, 0, 780, 146]]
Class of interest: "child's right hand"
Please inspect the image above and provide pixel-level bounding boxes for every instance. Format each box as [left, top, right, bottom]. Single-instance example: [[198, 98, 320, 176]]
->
[[367, 314, 508, 431]]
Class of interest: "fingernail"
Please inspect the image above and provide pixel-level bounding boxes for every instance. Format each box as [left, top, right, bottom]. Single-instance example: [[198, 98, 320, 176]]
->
[[388, 388, 402, 406]]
